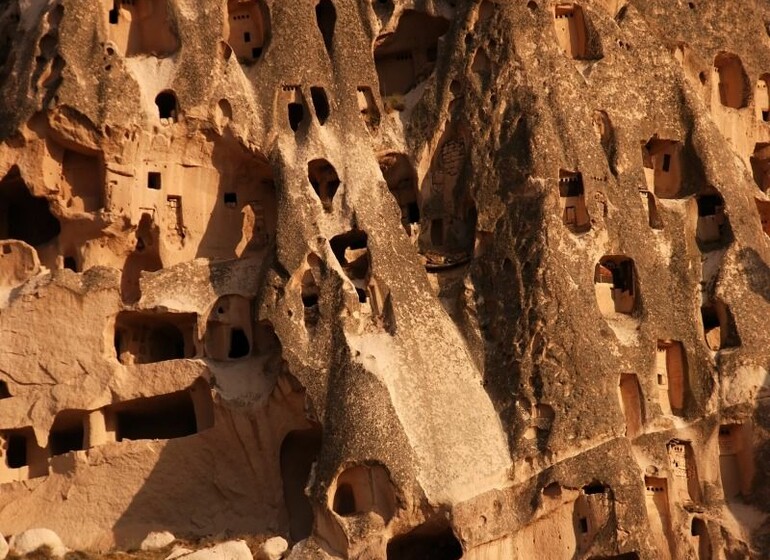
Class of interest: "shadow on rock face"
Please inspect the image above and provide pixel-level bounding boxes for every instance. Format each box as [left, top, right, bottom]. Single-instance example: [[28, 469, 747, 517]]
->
[[738, 248, 770, 303]]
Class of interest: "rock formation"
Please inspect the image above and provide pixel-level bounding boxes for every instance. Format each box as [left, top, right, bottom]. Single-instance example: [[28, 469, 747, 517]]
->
[[0, 0, 768, 558]]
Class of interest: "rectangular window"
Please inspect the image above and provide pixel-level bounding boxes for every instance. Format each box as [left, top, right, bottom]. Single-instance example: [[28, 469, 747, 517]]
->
[[224, 192, 238, 207], [244, 31, 251, 43], [6, 433, 27, 468], [147, 172, 161, 190]]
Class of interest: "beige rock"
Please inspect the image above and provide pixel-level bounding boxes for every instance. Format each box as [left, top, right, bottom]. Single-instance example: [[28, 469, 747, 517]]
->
[[256, 537, 287, 560], [9, 528, 67, 558], [140, 531, 176, 551], [0, 534, 8, 560], [165, 546, 194, 560], [176, 540, 253, 560]]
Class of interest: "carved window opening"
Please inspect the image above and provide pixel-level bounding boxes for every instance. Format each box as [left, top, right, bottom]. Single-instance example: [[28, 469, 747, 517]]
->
[[114, 311, 197, 364], [106, 0, 179, 58], [226, 0, 269, 63], [229, 328, 250, 358], [205, 295, 253, 361], [757, 74, 770, 121], [6, 432, 28, 468], [310, 86, 330, 124], [288, 103, 304, 131], [147, 171, 161, 190], [331, 464, 397, 520], [701, 299, 740, 351], [714, 52, 749, 109], [666, 439, 701, 503], [553, 3, 588, 58], [283, 86, 306, 132], [50, 410, 87, 456], [330, 229, 370, 303], [315, 0, 336, 54], [155, 90, 178, 122], [558, 170, 590, 233], [308, 159, 340, 211], [618, 373, 644, 438], [387, 523, 462, 560], [640, 190, 662, 229], [594, 255, 637, 316], [696, 193, 725, 240], [374, 11, 450, 97], [111, 389, 206, 442], [280, 427, 322, 542], [1, 427, 47, 479], [719, 424, 753, 500], [656, 340, 688, 416], [301, 254, 322, 328], [0, 167, 61, 248], [641, 137, 682, 198]]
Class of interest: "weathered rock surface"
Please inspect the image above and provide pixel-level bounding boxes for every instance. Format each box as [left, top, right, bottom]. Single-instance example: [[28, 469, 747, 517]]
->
[[176, 540, 253, 560], [0, 0, 769, 559], [166, 546, 195, 560]]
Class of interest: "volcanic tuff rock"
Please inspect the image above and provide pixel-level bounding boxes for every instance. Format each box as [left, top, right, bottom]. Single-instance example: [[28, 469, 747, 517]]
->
[[0, 0, 769, 559]]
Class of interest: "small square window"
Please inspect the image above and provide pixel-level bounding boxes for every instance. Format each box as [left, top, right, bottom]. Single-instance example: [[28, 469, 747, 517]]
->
[[147, 172, 161, 190], [224, 192, 237, 207]]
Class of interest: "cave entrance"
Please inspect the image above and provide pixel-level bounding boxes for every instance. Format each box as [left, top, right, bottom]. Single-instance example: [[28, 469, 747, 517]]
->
[[50, 410, 87, 456], [374, 11, 449, 97], [226, 0, 269, 63], [387, 522, 463, 560], [111, 389, 201, 442], [280, 427, 322, 542], [308, 159, 340, 211], [714, 52, 748, 109], [114, 311, 197, 364], [0, 167, 60, 248], [594, 255, 637, 316], [558, 170, 590, 233]]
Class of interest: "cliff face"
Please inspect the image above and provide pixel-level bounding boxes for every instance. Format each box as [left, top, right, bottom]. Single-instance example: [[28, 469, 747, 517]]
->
[[0, 0, 768, 558]]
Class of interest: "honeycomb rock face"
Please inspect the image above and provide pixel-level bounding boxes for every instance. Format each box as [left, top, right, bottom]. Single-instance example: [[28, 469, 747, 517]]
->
[[0, 1, 768, 559]]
